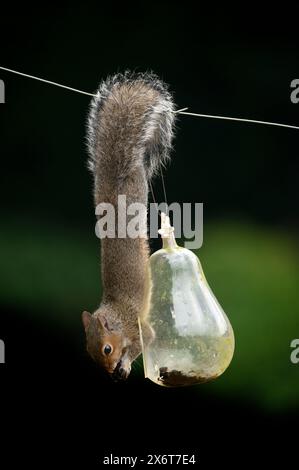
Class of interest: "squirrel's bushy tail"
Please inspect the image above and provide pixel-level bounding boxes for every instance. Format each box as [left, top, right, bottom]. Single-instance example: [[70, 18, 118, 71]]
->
[[87, 71, 175, 189]]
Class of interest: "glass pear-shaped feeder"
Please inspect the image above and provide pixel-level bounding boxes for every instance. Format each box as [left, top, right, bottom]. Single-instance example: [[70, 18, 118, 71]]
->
[[139, 213, 234, 387]]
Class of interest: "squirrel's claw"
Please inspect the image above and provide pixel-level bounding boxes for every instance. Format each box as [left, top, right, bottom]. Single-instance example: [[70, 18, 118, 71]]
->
[[112, 357, 131, 381]]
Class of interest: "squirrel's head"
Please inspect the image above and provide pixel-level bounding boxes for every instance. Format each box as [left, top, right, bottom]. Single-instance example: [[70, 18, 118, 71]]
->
[[82, 310, 131, 380]]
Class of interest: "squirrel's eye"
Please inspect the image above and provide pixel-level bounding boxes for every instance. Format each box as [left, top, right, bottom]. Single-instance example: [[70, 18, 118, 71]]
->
[[103, 344, 112, 355]]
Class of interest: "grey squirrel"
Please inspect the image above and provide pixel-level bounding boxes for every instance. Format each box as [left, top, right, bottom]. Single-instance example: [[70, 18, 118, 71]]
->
[[82, 72, 175, 380]]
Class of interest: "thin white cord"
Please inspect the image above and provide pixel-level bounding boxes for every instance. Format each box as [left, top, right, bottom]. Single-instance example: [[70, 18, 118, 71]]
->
[[1, 65, 299, 131], [175, 107, 189, 113], [0, 66, 97, 97], [176, 111, 299, 131]]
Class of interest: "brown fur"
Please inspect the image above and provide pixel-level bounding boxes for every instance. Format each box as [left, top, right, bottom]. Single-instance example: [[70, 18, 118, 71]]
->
[[82, 72, 175, 380]]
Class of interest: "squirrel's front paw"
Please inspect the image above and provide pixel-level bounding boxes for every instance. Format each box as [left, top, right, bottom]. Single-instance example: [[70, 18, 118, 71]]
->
[[112, 356, 131, 381]]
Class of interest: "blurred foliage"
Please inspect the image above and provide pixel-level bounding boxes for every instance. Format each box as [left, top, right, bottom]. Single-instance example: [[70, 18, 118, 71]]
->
[[0, 219, 101, 330], [0, 219, 298, 410], [197, 222, 299, 411]]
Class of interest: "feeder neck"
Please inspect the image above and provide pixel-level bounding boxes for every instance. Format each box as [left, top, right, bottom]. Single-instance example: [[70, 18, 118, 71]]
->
[[162, 231, 178, 250], [158, 212, 178, 250]]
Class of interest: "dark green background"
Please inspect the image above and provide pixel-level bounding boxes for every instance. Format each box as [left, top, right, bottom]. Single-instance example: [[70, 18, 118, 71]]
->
[[0, 3, 298, 467]]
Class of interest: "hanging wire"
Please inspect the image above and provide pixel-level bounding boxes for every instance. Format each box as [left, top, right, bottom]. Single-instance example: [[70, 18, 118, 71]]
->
[[149, 179, 162, 235], [149, 166, 169, 217], [0, 66, 97, 97], [176, 110, 299, 131], [3, 65, 299, 238], [149, 179, 158, 210], [159, 162, 168, 215], [1, 65, 299, 130]]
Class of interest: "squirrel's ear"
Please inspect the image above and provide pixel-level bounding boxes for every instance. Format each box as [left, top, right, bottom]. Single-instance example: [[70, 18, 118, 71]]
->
[[82, 311, 92, 330], [98, 315, 113, 333]]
